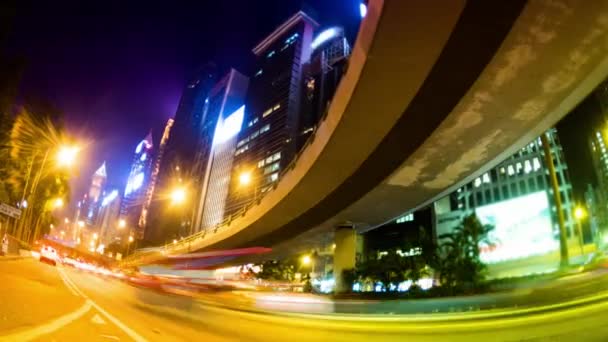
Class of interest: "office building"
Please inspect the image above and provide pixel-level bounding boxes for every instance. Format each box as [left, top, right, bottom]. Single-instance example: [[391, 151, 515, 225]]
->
[[298, 26, 351, 150], [140, 118, 174, 236], [434, 129, 575, 276], [120, 132, 153, 240], [145, 66, 217, 244], [84, 162, 107, 225], [224, 11, 318, 216], [192, 69, 249, 232], [97, 189, 121, 248]]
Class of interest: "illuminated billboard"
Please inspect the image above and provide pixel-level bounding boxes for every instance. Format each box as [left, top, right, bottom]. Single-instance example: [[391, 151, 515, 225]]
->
[[213, 105, 244, 145], [475, 191, 558, 264]]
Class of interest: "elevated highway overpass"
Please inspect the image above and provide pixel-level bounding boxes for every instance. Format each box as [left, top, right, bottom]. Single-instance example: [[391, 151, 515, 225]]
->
[[126, 0, 608, 277]]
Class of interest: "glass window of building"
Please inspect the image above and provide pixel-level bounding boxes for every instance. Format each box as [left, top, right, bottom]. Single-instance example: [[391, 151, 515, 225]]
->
[[524, 160, 532, 174], [493, 187, 500, 200], [502, 185, 509, 199], [528, 178, 536, 191], [482, 173, 491, 184], [511, 183, 518, 197], [516, 162, 523, 174], [474, 178, 482, 188], [508, 165, 515, 176], [484, 189, 491, 203], [533, 157, 541, 171], [519, 180, 526, 194], [476, 192, 483, 205], [537, 174, 545, 187]]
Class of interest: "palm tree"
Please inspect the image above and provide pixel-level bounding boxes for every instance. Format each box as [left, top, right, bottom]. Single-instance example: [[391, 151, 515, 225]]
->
[[438, 214, 494, 289]]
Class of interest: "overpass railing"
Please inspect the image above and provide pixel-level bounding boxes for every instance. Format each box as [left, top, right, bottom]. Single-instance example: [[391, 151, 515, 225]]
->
[[123, 86, 340, 266]]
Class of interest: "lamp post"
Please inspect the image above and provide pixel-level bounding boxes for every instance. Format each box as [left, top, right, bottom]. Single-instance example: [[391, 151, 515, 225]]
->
[[238, 169, 259, 204], [574, 206, 587, 257], [17, 144, 79, 242]]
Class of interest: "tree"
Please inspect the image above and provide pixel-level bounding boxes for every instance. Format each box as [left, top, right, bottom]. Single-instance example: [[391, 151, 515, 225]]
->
[[437, 214, 494, 289], [2, 107, 71, 242], [253, 260, 296, 282]]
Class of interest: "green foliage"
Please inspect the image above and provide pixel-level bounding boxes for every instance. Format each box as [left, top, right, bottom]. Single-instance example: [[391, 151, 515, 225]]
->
[[354, 226, 437, 292], [0, 106, 71, 241], [252, 260, 296, 282], [436, 214, 494, 289]]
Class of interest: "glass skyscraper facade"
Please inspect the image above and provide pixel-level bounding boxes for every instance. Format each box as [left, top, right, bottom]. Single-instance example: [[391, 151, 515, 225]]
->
[[224, 11, 318, 217]]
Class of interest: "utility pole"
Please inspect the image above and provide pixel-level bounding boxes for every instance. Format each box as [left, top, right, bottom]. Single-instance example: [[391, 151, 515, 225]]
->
[[541, 133, 569, 268]]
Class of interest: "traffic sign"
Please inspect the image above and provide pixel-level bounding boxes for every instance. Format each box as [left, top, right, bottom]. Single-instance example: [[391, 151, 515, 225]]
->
[[0, 203, 21, 219]]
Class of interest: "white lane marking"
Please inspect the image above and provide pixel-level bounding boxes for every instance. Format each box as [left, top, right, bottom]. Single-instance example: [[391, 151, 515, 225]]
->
[[0, 302, 92, 341], [61, 268, 149, 342], [91, 314, 106, 325], [57, 267, 81, 298]]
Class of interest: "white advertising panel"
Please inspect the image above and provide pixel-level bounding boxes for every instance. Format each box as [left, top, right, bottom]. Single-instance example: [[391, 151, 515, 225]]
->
[[475, 191, 558, 263]]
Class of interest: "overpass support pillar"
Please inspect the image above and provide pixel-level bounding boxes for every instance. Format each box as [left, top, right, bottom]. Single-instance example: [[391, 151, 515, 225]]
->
[[334, 226, 357, 293]]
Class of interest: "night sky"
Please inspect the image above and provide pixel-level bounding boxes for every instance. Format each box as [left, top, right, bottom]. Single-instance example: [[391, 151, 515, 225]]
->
[[5, 0, 362, 200]]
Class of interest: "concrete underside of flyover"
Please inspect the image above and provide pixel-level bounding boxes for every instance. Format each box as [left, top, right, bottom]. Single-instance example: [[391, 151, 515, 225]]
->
[[128, 0, 608, 265]]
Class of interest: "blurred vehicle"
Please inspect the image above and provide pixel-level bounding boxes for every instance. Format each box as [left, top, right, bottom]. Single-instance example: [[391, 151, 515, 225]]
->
[[40, 245, 58, 266]]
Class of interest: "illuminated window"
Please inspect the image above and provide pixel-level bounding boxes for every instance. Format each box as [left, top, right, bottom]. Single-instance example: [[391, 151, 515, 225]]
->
[[285, 32, 299, 44], [482, 173, 490, 184], [257, 160, 265, 168], [262, 108, 273, 117], [250, 130, 260, 140], [302, 127, 314, 135], [500, 167, 506, 174], [507, 165, 515, 176], [533, 158, 541, 171], [269, 172, 279, 182], [516, 162, 523, 174], [235, 145, 249, 156], [260, 124, 270, 133], [255, 69, 263, 77], [267, 50, 276, 58], [264, 162, 280, 175], [396, 213, 414, 224], [474, 178, 482, 188], [524, 160, 532, 174], [248, 117, 259, 127], [237, 137, 249, 147], [272, 152, 281, 161], [273, 103, 281, 111]]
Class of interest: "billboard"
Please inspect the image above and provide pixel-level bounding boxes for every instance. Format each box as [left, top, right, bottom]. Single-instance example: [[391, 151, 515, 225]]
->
[[213, 105, 244, 146], [475, 191, 558, 264]]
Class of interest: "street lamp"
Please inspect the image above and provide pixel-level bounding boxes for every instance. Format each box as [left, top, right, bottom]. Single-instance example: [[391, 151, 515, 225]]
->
[[170, 187, 186, 205], [78, 221, 85, 228], [92, 233, 98, 240], [56, 145, 79, 167], [301, 255, 311, 266], [574, 205, 587, 256], [239, 171, 252, 186], [118, 219, 126, 229], [53, 198, 64, 209]]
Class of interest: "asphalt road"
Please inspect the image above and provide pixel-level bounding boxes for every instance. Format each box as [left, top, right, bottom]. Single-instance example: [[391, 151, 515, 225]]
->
[[2, 258, 608, 341]]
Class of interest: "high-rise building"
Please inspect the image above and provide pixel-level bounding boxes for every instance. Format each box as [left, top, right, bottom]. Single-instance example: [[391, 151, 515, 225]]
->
[[145, 66, 217, 244], [224, 11, 318, 216], [192, 69, 249, 232], [120, 132, 153, 240], [298, 26, 351, 150], [97, 189, 121, 248], [433, 129, 575, 276], [85, 162, 107, 225], [140, 118, 173, 237]]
